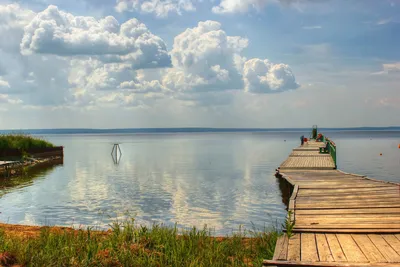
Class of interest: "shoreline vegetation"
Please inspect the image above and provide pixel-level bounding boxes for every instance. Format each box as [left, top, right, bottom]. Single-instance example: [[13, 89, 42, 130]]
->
[[0, 134, 54, 152], [0, 134, 62, 178], [0, 221, 279, 266]]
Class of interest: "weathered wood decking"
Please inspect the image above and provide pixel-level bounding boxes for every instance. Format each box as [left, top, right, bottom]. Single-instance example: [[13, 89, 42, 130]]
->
[[264, 140, 400, 267]]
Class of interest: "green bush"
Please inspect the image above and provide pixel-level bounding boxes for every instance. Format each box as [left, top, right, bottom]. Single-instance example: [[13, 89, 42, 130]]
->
[[0, 134, 54, 150]]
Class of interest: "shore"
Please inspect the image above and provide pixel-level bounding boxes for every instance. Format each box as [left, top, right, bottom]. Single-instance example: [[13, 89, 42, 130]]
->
[[0, 221, 279, 266], [0, 156, 63, 178]]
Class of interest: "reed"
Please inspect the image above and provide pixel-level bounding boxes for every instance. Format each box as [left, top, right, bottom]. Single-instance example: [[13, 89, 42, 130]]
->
[[0, 219, 280, 266], [0, 134, 54, 150]]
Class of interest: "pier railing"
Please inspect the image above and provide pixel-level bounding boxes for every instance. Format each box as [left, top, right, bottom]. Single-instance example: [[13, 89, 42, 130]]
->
[[326, 138, 337, 168]]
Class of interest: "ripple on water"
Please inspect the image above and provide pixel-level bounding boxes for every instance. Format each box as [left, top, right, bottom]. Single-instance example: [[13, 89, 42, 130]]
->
[[5, 132, 397, 235]]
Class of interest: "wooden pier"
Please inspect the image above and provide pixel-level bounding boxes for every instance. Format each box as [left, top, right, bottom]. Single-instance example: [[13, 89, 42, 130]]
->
[[264, 140, 400, 267]]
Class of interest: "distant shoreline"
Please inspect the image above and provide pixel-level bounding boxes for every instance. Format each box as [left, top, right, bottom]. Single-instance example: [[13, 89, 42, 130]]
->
[[1, 127, 400, 135]]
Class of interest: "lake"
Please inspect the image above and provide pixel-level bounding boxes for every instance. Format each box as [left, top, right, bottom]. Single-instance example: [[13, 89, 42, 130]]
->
[[0, 131, 399, 235]]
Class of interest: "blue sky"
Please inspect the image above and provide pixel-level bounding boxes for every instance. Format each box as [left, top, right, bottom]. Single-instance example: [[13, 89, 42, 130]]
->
[[0, 0, 399, 128]]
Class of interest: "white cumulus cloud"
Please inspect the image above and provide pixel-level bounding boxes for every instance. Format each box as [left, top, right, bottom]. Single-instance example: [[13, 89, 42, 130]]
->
[[165, 20, 248, 93], [243, 58, 299, 93], [115, 0, 196, 17], [212, 0, 269, 14], [0, 3, 298, 110], [0, 3, 35, 30], [21, 5, 171, 69]]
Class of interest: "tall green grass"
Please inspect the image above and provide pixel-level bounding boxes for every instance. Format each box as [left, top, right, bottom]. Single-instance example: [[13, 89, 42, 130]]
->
[[0, 220, 280, 266], [0, 134, 54, 150]]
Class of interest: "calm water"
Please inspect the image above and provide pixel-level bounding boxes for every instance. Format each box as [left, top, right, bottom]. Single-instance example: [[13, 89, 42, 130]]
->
[[0, 131, 399, 235]]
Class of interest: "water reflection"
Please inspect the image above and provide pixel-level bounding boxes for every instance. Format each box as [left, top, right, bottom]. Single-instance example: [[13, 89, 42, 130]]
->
[[277, 177, 291, 209], [0, 160, 63, 198], [0, 131, 396, 235], [0, 134, 291, 234]]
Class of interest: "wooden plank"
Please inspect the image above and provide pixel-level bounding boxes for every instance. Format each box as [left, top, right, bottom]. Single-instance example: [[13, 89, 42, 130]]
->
[[263, 260, 400, 266], [297, 183, 393, 188], [382, 235, 400, 256], [298, 185, 398, 190], [297, 191, 400, 198], [289, 185, 299, 223], [352, 234, 387, 262], [295, 180, 393, 185], [291, 178, 365, 181], [297, 192, 400, 198], [296, 203, 400, 209], [296, 215, 400, 221], [291, 176, 365, 180], [296, 199, 400, 205], [281, 167, 336, 171], [294, 224, 400, 229], [321, 234, 347, 262], [295, 228, 400, 233], [298, 187, 398, 194], [301, 233, 319, 262], [298, 184, 393, 189], [336, 234, 368, 262], [315, 234, 334, 262], [290, 185, 299, 200], [296, 198, 400, 205], [297, 194, 400, 200], [296, 208, 400, 215], [368, 234, 400, 262], [297, 188, 399, 194], [287, 233, 301, 261], [296, 217, 400, 224], [273, 235, 288, 260]]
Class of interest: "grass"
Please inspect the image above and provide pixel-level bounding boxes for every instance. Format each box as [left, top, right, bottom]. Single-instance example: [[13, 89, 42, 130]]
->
[[0, 220, 280, 267], [0, 134, 54, 151], [282, 211, 295, 239]]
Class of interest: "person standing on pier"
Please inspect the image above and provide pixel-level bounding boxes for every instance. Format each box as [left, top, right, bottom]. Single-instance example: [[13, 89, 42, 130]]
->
[[300, 135, 304, 146]]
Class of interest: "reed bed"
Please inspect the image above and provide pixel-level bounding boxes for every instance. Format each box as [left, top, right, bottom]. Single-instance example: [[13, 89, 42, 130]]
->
[[0, 219, 279, 267], [0, 134, 54, 151]]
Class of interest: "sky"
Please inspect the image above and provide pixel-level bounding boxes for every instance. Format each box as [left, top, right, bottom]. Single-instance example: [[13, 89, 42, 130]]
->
[[0, 0, 399, 129]]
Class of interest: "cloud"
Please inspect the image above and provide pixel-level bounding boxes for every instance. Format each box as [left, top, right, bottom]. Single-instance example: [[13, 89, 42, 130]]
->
[[371, 62, 400, 75], [212, 0, 268, 14], [383, 63, 400, 74], [115, 0, 196, 17], [302, 25, 322, 29], [0, 3, 35, 30], [243, 58, 299, 93], [375, 18, 399, 25], [0, 4, 35, 53], [21, 5, 171, 69], [165, 20, 248, 92], [159, 20, 298, 105], [0, 4, 298, 110], [0, 77, 10, 90], [0, 94, 22, 104], [66, 58, 170, 107], [212, 0, 326, 14]]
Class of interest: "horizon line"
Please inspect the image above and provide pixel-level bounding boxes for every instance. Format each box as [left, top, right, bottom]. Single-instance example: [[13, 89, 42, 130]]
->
[[1, 126, 399, 131]]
